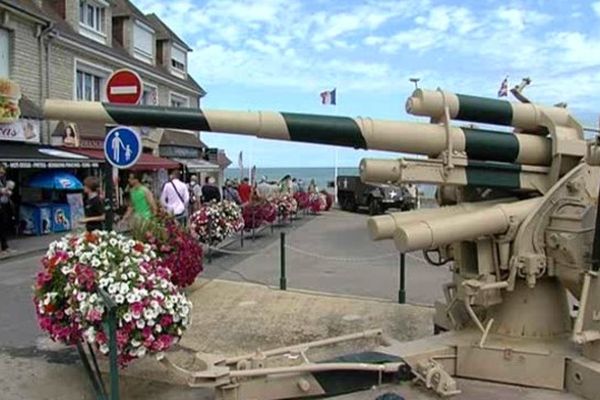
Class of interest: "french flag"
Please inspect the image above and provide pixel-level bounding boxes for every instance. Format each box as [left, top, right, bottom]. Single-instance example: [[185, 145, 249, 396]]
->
[[320, 88, 337, 105]]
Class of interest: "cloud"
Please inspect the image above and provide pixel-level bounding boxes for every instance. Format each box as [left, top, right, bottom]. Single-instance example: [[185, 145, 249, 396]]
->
[[132, 0, 600, 123]]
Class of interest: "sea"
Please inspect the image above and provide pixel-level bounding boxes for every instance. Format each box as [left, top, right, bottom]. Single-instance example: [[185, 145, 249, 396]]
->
[[225, 167, 436, 197]]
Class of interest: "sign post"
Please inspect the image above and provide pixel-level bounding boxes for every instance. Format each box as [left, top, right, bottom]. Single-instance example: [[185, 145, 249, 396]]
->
[[103, 126, 142, 230], [103, 68, 143, 231]]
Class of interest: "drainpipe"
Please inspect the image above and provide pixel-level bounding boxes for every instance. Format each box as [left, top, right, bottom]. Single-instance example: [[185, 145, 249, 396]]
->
[[36, 22, 55, 144]]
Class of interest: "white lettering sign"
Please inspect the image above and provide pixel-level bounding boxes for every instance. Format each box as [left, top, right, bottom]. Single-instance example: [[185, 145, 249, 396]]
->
[[0, 119, 40, 143]]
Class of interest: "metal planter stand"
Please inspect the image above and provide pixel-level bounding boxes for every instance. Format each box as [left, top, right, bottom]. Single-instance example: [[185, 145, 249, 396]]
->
[[78, 288, 120, 400]]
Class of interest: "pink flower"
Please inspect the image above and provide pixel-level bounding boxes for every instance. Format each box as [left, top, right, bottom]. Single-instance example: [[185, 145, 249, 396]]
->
[[131, 302, 144, 318], [86, 309, 103, 322], [159, 315, 173, 327]]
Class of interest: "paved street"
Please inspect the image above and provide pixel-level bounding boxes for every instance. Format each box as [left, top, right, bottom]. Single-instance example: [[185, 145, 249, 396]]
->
[[205, 209, 452, 306]]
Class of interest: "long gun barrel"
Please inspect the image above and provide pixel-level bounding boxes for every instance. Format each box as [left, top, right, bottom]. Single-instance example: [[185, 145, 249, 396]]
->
[[44, 100, 551, 166]]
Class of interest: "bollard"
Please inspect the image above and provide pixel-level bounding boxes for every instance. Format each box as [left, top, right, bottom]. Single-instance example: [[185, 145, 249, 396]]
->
[[280, 232, 287, 290], [398, 253, 406, 304]]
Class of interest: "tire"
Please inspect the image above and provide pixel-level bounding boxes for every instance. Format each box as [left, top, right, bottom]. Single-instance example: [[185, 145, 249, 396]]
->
[[368, 198, 382, 215], [347, 197, 358, 212]]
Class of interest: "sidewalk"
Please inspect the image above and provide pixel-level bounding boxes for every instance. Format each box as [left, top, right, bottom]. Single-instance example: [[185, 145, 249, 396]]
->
[[0, 232, 63, 262]]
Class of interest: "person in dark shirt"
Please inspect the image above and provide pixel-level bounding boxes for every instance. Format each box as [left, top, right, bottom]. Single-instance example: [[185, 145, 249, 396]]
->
[[80, 176, 105, 232], [201, 176, 221, 203]]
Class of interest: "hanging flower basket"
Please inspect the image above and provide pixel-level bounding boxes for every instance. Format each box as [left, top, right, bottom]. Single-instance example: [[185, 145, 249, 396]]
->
[[33, 231, 192, 368], [190, 200, 244, 245], [242, 201, 277, 230], [132, 211, 203, 288]]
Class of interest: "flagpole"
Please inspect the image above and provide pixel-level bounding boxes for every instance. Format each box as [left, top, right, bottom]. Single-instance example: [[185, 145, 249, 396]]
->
[[333, 88, 339, 206]]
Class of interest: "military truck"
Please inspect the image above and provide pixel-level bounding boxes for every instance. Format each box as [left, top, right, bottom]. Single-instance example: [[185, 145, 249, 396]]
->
[[336, 175, 415, 215]]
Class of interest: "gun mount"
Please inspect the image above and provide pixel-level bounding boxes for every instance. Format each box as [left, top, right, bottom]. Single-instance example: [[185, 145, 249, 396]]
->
[[44, 87, 600, 400]]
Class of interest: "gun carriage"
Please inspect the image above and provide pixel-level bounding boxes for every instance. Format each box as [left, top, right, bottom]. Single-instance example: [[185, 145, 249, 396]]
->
[[44, 83, 600, 399]]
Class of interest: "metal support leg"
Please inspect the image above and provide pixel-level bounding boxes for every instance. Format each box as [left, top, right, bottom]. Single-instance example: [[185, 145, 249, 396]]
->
[[280, 232, 287, 290], [398, 253, 406, 304]]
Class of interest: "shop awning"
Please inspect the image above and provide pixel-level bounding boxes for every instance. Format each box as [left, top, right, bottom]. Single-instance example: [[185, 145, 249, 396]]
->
[[171, 157, 220, 172], [0, 142, 100, 168], [67, 148, 180, 171]]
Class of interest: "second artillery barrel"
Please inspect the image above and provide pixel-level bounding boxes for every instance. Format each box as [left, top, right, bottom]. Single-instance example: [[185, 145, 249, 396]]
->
[[393, 197, 541, 252], [406, 89, 577, 133]]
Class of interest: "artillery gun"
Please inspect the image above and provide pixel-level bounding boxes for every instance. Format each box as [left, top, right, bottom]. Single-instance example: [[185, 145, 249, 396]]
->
[[44, 86, 600, 400]]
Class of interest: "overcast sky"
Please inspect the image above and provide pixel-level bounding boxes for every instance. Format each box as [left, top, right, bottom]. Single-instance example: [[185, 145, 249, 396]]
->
[[133, 0, 600, 167]]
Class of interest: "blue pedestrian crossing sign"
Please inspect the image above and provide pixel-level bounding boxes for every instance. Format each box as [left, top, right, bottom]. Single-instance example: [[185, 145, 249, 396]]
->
[[104, 126, 142, 169]]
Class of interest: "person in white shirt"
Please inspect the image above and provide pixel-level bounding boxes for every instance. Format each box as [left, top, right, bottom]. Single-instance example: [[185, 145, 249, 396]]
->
[[160, 170, 190, 225]]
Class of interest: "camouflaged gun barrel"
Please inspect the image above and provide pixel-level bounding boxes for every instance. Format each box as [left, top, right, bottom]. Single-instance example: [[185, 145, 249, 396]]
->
[[367, 198, 512, 241], [393, 197, 542, 252], [43, 100, 551, 166], [406, 89, 574, 132]]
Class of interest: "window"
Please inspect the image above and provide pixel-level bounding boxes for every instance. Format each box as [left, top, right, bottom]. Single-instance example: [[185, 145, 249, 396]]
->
[[171, 45, 187, 76], [141, 85, 158, 106], [76, 70, 104, 101], [79, 1, 105, 33], [133, 21, 154, 63], [0, 29, 9, 78], [170, 93, 189, 108]]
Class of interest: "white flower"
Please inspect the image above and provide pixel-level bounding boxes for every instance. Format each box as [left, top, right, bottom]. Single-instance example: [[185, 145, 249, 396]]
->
[[119, 283, 129, 295], [136, 319, 145, 329], [154, 324, 162, 333], [108, 284, 118, 294], [99, 344, 109, 354], [123, 312, 132, 322], [76, 292, 87, 302], [109, 238, 117, 246], [121, 274, 128, 280], [137, 347, 147, 357], [131, 339, 141, 347], [114, 294, 125, 304], [147, 319, 155, 327]]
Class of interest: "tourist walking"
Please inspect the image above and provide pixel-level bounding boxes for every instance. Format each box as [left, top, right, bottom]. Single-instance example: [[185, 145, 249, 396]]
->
[[223, 180, 242, 204], [0, 164, 14, 254], [308, 179, 319, 194], [201, 176, 221, 203], [187, 174, 202, 212], [160, 170, 189, 225], [237, 177, 252, 204], [122, 172, 156, 225], [80, 176, 105, 232]]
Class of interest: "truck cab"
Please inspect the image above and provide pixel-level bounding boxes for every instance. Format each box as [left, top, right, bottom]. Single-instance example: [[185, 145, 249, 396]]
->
[[337, 176, 415, 215]]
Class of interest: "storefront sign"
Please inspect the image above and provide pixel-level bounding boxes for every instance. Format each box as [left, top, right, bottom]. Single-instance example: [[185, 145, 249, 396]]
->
[[6, 161, 99, 169], [160, 146, 199, 158], [79, 138, 104, 149], [0, 118, 40, 143]]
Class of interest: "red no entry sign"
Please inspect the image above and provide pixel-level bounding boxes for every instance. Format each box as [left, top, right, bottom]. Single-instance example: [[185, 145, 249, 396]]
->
[[105, 69, 143, 105]]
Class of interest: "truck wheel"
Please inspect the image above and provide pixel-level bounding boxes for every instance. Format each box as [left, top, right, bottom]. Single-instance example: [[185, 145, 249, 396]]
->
[[368, 198, 382, 215], [347, 197, 358, 212]]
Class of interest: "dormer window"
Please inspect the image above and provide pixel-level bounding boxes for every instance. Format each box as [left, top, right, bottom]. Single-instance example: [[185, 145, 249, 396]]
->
[[133, 20, 155, 64], [79, 0, 108, 44], [171, 44, 187, 78]]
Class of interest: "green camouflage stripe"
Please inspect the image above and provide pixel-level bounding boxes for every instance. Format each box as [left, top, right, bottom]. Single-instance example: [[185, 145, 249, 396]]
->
[[466, 160, 521, 189], [456, 94, 513, 126], [104, 103, 211, 131], [281, 112, 367, 149], [463, 127, 519, 163]]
